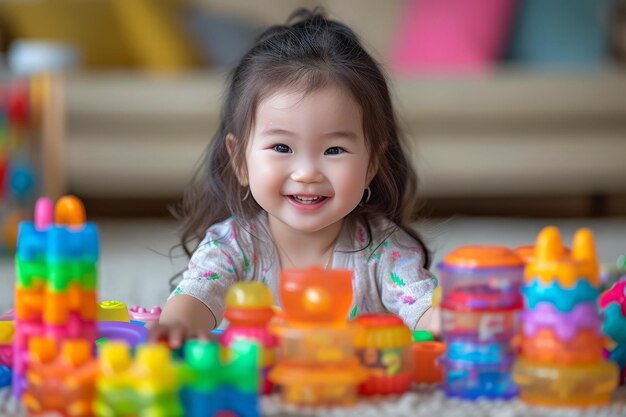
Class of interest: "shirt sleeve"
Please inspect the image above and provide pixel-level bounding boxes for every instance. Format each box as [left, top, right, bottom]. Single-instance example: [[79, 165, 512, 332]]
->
[[374, 231, 438, 329], [169, 222, 245, 325]]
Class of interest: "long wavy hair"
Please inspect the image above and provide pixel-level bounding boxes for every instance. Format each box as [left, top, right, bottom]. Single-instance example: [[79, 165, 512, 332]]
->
[[174, 8, 430, 267]]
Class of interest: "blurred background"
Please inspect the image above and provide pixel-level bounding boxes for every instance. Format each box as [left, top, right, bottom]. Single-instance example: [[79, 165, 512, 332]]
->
[[0, 0, 625, 310]]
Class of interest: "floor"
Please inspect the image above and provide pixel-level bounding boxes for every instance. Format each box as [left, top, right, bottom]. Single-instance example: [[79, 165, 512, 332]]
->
[[2, 215, 625, 312]]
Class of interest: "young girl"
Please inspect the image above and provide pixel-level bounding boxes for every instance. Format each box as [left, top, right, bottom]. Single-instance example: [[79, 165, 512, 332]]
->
[[153, 8, 438, 346]]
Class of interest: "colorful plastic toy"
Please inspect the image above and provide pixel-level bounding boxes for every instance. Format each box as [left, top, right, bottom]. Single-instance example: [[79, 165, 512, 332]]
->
[[221, 281, 276, 394], [182, 339, 260, 417], [98, 300, 130, 322], [97, 321, 148, 348], [128, 305, 162, 326], [437, 246, 523, 399], [95, 342, 184, 417], [513, 226, 619, 407], [22, 337, 98, 416], [354, 314, 413, 396], [13, 195, 99, 398], [0, 321, 14, 367], [0, 365, 11, 389], [600, 280, 626, 383], [411, 340, 446, 385], [269, 267, 366, 406]]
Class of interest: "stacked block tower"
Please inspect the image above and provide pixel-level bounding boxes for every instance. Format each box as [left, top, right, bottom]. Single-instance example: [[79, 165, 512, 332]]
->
[[513, 226, 619, 406], [437, 246, 524, 399], [221, 282, 277, 395], [269, 267, 366, 406], [13, 195, 99, 400]]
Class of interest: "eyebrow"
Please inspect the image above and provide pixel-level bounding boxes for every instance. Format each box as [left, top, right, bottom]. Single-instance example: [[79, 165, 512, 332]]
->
[[260, 128, 358, 140], [260, 128, 295, 137]]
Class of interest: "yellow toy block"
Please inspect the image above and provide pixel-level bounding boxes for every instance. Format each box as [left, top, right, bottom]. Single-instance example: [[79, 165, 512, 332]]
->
[[525, 226, 599, 288]]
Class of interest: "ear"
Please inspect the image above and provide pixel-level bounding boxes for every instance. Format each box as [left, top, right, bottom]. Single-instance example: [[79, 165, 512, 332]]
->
[[226, 133, 249, 187], [366, 158, 379, 186]]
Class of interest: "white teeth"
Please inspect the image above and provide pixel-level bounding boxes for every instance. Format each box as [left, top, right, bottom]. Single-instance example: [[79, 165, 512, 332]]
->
[[293, 195, 321, 204]]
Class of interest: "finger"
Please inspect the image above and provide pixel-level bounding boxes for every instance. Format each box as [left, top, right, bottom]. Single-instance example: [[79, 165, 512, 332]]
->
[[168, 325, 186, 349], [147, 325, 167, 343], [195, 329, 212, 342]]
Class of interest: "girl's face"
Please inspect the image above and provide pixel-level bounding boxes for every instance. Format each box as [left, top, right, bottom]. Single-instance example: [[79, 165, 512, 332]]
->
[[243, 85, 375, 235]]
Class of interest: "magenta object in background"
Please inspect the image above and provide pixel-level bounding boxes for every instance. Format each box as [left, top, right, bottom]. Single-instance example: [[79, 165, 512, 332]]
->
[[390, 0, 517, 74]]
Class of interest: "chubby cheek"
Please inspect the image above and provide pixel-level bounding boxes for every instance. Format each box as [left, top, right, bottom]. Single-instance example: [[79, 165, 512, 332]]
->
[[334, 165, 368, 205], [246, 156, 283, 195]]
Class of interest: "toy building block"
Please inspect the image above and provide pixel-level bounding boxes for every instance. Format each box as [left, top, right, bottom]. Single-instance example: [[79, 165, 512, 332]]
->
[[0, 321, 14, 367], [0, 365, 11, 389], [98, 301, 130, 322], [22, 337, 98, 417], [182, 339, 260, 417], [128, 305, 162, 325], [514, 226, 619, 407], [600, 281, 626, 382], [222, 281, 276, 394], [13, 195, 100, 398], [95, 342, 184, 417]]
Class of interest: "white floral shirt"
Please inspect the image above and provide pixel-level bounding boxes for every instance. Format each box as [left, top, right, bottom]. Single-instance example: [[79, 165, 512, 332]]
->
[[171, 213, 437, 329]]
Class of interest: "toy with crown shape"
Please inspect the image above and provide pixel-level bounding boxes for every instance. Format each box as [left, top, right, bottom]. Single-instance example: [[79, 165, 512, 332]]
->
[[513, 226, 619, 407], [13, 195, 99, 399]]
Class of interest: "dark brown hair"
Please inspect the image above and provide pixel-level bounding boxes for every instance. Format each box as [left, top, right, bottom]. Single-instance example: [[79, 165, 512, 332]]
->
[[174, 8, 430, 267]]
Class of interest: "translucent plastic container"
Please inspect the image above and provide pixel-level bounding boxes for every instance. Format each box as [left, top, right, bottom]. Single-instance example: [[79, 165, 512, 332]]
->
[[442, 357, 518, 399], [446, 336, 515, 364], [438, 246, 524, 310], [271, 322, 359, 366], [269, 361, 366, 406], [354, 314, 413, 396], [513, 358, 619, 406], [441, 306, 520, 342], [279, 267, 353, 324]]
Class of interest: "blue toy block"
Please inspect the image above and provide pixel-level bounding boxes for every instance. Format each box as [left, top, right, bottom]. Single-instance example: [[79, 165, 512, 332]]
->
[[523, 279, 599, 312]]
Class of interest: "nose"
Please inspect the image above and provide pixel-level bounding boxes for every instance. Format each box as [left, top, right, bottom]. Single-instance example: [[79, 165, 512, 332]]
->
[[290, 159, 325, 184]]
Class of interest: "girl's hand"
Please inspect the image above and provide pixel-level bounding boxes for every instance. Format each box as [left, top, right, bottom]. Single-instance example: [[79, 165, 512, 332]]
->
[[152, 294, 218, 348], [148, 322, 212, 349]]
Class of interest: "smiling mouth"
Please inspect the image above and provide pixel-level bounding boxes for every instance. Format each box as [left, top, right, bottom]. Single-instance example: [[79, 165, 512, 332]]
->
[[289, 195, 328, 204]]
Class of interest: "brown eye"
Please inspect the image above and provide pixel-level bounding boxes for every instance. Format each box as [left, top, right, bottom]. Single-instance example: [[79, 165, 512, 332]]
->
[[273, 144, 292, 153], [324, 147, 345, 155]]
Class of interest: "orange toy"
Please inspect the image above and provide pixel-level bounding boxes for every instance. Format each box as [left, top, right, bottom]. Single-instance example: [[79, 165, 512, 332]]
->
[[279, 267, 353, 324], [22, 337, 98, 416], [521, 328, 604, 365], [354, 314, 413, 396], [411, 341, 446, 385]]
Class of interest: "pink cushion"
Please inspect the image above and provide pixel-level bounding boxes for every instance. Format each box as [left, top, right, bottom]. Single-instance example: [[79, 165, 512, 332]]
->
[[390, 0, 517, 75]]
